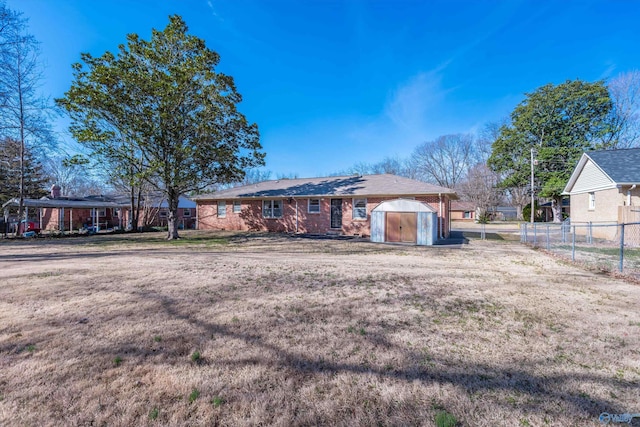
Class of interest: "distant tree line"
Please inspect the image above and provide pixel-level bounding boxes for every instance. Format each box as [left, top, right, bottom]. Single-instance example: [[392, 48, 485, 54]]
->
[[338, 74, 640, 222]]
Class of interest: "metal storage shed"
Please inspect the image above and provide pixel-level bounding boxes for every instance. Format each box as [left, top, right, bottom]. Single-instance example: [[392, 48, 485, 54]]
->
[[370, 199, 438, 245]]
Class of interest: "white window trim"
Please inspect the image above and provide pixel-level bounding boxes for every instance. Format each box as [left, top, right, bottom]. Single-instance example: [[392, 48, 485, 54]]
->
[[159, 210, 168, 218], [183, 208, 191, 217], [263, 200, 283, 218], [233, 200, 241, 213], [217, 201, 226, 218], [588, 192, 595, 210], [308, 198, 320, 214], [352, 198, 367, 220]]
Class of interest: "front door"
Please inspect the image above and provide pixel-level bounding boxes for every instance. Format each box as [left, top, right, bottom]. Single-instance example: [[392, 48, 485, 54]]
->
[[330, 199, 342, 229]]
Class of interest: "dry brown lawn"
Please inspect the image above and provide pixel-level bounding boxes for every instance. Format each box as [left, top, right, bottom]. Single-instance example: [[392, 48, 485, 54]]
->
[[0, 231, 639, 426]]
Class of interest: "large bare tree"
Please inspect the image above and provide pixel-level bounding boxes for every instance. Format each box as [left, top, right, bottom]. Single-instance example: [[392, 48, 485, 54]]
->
[[412, 133, 475, 188], [605, 70, 640, 149], [457, 163, 502, 221]]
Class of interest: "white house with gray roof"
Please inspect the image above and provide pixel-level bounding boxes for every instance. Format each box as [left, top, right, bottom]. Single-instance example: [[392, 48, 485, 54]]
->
[[563, 148, 640, 238], [193, 174, 457, 244]]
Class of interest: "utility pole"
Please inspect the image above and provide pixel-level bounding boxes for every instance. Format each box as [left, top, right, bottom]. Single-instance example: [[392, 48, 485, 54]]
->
[[530, 147, 535, 224], [530, 129, 544, 224]]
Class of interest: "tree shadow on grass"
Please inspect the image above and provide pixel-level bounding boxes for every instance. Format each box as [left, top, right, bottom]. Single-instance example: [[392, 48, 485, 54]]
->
[[118, 290, 633, 420]]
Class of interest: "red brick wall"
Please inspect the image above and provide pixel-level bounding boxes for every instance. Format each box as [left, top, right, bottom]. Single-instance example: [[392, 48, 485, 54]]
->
[[197, 195, 453, 238], [41, 208, 121, 231]]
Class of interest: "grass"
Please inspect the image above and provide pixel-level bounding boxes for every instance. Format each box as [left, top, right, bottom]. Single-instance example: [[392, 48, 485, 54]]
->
[[148, 407, 159, 420], [435, 410, 458, 427], [1, 231, 639, 426], [211, 396, 225, 407], [188, 388, 200, 403]]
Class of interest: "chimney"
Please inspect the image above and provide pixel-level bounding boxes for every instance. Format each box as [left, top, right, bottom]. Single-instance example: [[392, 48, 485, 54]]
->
[[51, 184, 61, 199]]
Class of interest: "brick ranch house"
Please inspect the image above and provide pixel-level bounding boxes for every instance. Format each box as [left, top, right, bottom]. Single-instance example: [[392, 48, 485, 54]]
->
[[194, 174, 458, 244]]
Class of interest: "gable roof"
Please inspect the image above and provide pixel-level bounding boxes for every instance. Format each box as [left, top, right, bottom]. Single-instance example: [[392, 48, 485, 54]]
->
[[586, 148, 640, 183], [563, 148, 640, 194], [192, 174, 457, 200]]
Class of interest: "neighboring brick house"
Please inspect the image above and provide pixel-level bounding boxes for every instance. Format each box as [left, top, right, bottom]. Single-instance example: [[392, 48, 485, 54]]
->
[[193, 174, 457, 243], [2, 194, 128, 232], [146, 195, 196, 229], [2, 186, 197, 232], [563, 148, 640, 239], [450, 201, 476, 221]]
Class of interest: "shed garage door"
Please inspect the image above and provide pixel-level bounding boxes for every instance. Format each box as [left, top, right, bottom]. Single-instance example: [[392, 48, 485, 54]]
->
[[385, 212, 417, 243]]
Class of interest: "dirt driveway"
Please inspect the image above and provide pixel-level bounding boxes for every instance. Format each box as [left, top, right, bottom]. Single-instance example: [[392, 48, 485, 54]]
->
[[0, 231, 638, 426]]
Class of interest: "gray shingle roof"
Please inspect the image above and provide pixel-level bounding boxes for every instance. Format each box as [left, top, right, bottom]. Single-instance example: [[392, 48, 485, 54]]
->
[[192, 174, 457, 200], [587, 148, 640, 183]]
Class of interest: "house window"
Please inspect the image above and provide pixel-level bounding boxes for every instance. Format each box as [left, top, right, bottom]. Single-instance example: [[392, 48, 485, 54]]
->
[[352, 198, 367, 220], [159, 210, 168, 218], [217, 201, 226, 218], [183, 208, 191, 217], [588, 192, 595, 210], [233, 200, 241, 213], [308, 198, 320, 213], [463, 211, 472, 219], [263, 200, 282, 218]]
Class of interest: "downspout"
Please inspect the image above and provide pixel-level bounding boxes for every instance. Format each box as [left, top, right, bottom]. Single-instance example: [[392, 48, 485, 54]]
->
[[628, 185, 636, 206], [438, 193, 443, 239], [448, 198, 451, 238], [294, 198, 298, 233]]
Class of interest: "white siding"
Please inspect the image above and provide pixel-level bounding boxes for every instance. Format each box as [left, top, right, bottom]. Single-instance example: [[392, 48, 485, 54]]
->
[[571, 160, 615, 194]]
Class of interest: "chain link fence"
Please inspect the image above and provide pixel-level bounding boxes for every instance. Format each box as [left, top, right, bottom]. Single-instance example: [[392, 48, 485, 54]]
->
[[520, 221, 640, 278]]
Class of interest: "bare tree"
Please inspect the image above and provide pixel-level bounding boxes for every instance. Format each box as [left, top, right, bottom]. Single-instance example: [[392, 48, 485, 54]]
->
[[605, 70, 640, 149], [412, 133, 475, 188], [337, 156, 419, 179], [0, 3, 52, 235], [45, 155, 108, 196], [504, 187, 529, 221], [241, 168, 272, 185], [457, 163, 502, 221]]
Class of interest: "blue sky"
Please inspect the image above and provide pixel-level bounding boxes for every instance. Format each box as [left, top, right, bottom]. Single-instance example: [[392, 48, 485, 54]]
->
[[9, 0, 640, 178]]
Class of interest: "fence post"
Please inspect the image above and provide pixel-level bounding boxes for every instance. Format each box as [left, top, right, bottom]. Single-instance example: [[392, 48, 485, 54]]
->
[[588, 221, 592, 244], [572, 225, 576, 261], [546, 225, 550, 250], [533, 223, 537, 246], [522, 223, 527, 243], [619, 223, 625, 273], [481, 223, 486, 240]]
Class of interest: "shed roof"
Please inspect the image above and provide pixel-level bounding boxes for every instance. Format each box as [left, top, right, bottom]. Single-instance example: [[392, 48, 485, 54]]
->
[[193, 174, 457, 200], [372, 199, 436, 213]]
